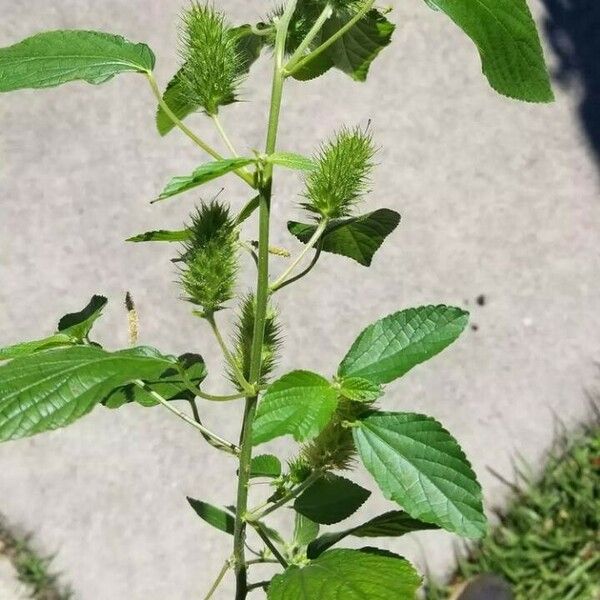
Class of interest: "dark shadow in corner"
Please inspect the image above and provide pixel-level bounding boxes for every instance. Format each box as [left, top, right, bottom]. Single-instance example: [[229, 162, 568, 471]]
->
[[542, 0, 600, 166]]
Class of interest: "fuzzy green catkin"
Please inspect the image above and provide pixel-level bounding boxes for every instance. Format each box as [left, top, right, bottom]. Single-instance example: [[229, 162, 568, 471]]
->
[[227, 294, 282, 390], [303, 127, 375, 219], [179, 4, 242, 115], [291, 399, 368, 477], [179, 201, 238, 316]]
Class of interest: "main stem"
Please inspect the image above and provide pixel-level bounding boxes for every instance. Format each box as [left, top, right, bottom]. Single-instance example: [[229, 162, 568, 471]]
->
[[232, 3, 297, 599]]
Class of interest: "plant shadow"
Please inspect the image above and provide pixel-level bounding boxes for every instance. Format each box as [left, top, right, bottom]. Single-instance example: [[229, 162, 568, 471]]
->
[[542, 0, 600, 167]]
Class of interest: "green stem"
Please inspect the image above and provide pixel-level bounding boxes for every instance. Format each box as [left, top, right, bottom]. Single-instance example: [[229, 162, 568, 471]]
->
[[284, 3, 334, 73], [284, 0, 375, 77], [271, 242, 323, 293], [132, 380, 240, 455], [203, 559, 231, 600], [179, 369, 247, 402], [247, 471, 322, 522], [251, 522, 289, 569], [206, 314, 255, 396], [270, 219, 328, 291], [232, 3, 298, 598], [146, 73, 255, 188], [211, 113, 240, 157]]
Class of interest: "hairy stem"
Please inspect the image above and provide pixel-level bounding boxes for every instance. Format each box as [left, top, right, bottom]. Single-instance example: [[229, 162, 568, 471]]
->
[[145, 73, 255, 188], [132, 380, 240, 455], [284, 0, 376, 77], [232, 3, 298, 598]]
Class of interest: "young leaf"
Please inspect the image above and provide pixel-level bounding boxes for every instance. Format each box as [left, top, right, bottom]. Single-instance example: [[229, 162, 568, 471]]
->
[[102, 352, 207, 409], [425, 0, 554, 102], [294, 474, 371, 525], [186, 498, 234, 535], [126, 229, 191, 243], [252, 371, 338, 445], [156, 158, 255, 201], [156, 25, 264, 135], [0, 345, 178, 442], [57, 295, 108, 340], [0, 30, 155, 92], [267, 152, 316, 171], [338, 305, 469, 384], [337, 377, 382, 402], [288, 208, 400, 267], [267, 548, 421, 600], [249, 454, 282, 479], [0, 334, 75, 361], [354, 412, 487, 538], [307, 510, 438, 558], [293, 513, 320, 547]]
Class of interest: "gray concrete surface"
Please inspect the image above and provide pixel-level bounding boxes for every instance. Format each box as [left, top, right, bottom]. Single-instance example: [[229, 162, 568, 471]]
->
[[0, 1, 599, 598], [0, 554, 27, 600]]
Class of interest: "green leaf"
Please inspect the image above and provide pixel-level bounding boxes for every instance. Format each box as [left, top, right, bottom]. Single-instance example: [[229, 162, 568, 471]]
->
[[337, 377, 382, 402], [0, 345, 178, 442], [249, 454, 283, 479], [338, 305, 469, 384], [425, 0, 553, 102], [57, 295, 108, 340], [288, 209, 400, 267], [307, 510, 438, 558], [234, 195, 260, 226], [155, 158, 255, 202], [294, 474, 371, 525], [102, 352, 207, 409], [252, 371, 338, 445], [186, 497, 234, 535], [354, 412, 487, 538], [156, 25, 264, 135], [267, 548, 421, 600], [155, 67, 193, 137], [0, 30, 155, 92], [291, 9, 394, 83], [126, 229, 191, 243], [293, 513, 320, 547], [267, 153, 316, 171], [0, 334, 75, 361]]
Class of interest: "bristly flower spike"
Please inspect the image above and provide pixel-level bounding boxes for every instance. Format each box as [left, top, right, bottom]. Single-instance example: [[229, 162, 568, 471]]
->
[[302, 126, 375, 219], [179, 3, 243, 115], [227, 294, 282, 390], [179, 200, 238, 317]]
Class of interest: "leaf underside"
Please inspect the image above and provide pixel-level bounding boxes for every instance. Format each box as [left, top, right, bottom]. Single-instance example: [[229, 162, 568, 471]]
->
[[157, 157, 254, 201], [425, 0, 553, 102], [307, 510, 439, 558], [0, 345, 177, 442], [354, 411, 487, 538], [0, 30, 155, 92]]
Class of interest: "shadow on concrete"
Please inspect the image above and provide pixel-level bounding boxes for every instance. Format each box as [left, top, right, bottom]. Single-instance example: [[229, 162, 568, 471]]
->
[[542, 0, 600, 166]]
